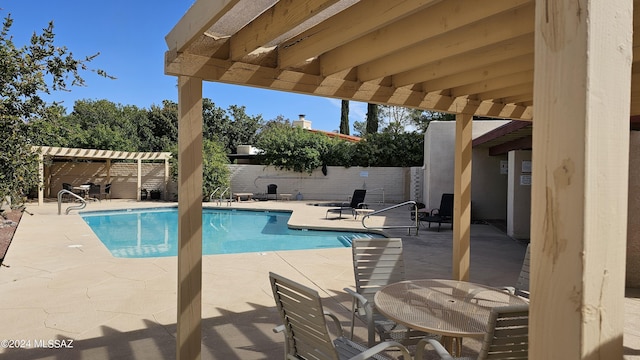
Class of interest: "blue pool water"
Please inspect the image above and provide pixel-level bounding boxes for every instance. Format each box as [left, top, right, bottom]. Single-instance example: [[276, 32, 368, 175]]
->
[[80, 207, 383, 258]]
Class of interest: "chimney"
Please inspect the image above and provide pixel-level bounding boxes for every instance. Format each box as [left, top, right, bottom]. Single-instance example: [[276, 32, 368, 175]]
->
[[293, 114, 312, 129]]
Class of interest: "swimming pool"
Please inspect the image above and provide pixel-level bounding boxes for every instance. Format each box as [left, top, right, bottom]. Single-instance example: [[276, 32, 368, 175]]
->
[[80, 207, 384, 258]]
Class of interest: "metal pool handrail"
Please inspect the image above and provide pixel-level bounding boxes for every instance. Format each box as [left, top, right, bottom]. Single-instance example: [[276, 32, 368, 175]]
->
[[218, 187, 231, 206], [58, 189, 87, 215], [361, 200, 420, 235], [209, 187, 221, 202]]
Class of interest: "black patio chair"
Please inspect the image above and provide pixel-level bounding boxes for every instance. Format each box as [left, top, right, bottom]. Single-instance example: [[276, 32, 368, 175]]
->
[[267, 184, 277, 200], [326, 189, 367, 219], [421, 193, 454, 231]]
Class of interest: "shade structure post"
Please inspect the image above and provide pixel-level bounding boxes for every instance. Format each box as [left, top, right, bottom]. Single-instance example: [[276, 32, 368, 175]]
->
[[531, 0, 631, 357], [453, 112, 473, 281], [176, 75, 203, 360]]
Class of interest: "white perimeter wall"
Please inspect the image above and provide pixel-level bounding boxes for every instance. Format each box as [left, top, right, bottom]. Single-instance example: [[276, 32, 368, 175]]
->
[[45, 162, 419, 205], [228, 165, 413, 203]]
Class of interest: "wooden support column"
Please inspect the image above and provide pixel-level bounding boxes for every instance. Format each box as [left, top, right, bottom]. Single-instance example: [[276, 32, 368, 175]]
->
[[531, 0, 631, 358], [106, 159, 112, 186], [137, 159, 142, 201], [164, 158, 170, 201], [176, 75, 203, 360], [37, 152, 44, 206], [453, 113, 473, 281]]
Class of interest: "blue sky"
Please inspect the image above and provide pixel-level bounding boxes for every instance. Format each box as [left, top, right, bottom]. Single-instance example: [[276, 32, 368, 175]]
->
[[3, 0, 367, 132]]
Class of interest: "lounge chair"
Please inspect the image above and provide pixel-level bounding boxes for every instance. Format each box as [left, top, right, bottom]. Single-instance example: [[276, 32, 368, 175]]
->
[[267, 184, 277, 201], [345, 238, 435, 347], [269, 272, 412, 360], [326, 189, 367, 219], [421, 193, 454, 231], [415, 304, 529, 359]]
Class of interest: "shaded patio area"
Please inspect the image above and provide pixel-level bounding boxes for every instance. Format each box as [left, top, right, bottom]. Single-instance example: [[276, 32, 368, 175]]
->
[[1, 200, 638, 359]]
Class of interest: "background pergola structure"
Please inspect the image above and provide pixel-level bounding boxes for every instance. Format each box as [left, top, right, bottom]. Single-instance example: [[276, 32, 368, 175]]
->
[[32, 146, 171, 205], [165, 1, 633, 359]]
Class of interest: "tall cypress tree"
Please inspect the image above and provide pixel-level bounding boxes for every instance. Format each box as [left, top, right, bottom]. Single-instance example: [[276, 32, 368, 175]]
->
[[366, 103, 379, 134], [340, 100, 350, 135]]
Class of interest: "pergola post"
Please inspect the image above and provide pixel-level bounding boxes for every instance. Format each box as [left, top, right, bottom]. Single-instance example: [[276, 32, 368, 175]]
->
[[176, 75, 203, 360], [164, 158, 170, 201], [137, 159, 142, 201], [37, 152, 44, 206], [452, 113, 473, 281], [531, 0, 631, 357]]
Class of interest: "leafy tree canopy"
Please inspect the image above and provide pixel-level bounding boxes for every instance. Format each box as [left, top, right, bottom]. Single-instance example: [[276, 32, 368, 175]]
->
[[169, 138, 230, 200], [0, 15, 110, 204], [256, 120, 332, 174]]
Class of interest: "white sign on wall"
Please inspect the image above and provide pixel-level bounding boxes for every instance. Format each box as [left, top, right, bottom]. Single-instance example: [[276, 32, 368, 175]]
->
[[500, 160, 508, 174]]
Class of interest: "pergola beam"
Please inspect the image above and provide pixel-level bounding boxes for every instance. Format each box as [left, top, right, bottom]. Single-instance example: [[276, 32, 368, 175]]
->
[[229, 0, 339, 61], [165, 0, 241, 53], [356, 3, 534, 82], [393, 34, 535, 87], [320, 0, 531, 77], [421, 54, 534, 93], [278, 0, 440, 69]]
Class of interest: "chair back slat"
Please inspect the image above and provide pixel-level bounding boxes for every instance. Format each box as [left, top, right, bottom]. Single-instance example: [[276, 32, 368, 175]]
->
[[270, 272, 339, 360], [479, 304, 529, 360], [352, 238, 405, 302]]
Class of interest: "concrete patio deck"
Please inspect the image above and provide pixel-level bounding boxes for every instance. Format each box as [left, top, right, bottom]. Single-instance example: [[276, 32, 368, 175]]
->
[[0, 199, 638, 359]]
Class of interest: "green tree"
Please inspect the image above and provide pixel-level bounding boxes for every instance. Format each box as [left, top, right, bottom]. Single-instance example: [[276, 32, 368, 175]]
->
[[203, 99, 263, 154], [169, 138, 230, 200], [0, 15, 109, 204], [340, 100, 349, 135], [256, 123, 331, 174], [145, 100, 178, 151], [410, 110, 455, 132], [351, 132, 423, 167], [63, 99, 143, 151]]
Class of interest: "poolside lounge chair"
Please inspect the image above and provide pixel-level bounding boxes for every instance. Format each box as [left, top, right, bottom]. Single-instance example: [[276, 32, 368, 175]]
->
[[415, 304, 530, 360], [421, 193, 454, 231], [326, 189, 367, 219], [267, 184, 277, 201], [345, 238, 435, 347], [269, 272, 412, 360]]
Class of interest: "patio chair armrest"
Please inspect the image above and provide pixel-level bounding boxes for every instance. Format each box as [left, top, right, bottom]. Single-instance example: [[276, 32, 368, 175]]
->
[[344, 287, 370, 306], [356, 202, 369, 209], [415, 338, 455, 360], [501, 286, 516, 295], [323, 310, 345, 338], [348, 340, 412, 360], [272, 324, 285, 334]]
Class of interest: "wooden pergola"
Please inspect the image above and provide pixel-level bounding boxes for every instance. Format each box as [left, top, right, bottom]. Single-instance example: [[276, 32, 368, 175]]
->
[[165, 1, 633, 358], [33, 146, 171, 204]]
